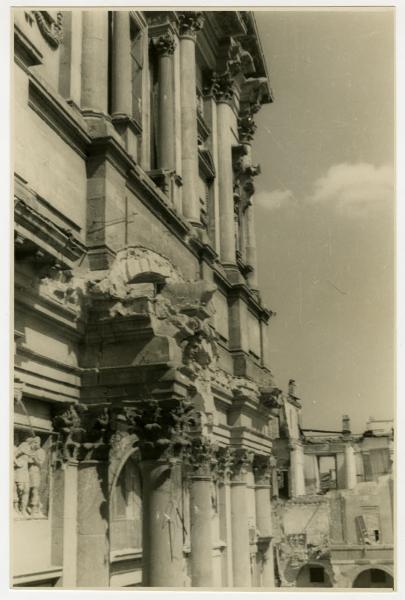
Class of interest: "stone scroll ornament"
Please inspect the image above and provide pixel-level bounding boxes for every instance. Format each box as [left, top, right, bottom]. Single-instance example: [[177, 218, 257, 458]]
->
[[32, 11, 64, 48], [14, 436, 46, 518]]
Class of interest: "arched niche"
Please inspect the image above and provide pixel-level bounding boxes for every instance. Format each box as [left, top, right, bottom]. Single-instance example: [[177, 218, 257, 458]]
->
[[110, 247, 183, 288], [352, 568, 393, 589], [295, 562, 333, 588], [109, 449, 143, 555]]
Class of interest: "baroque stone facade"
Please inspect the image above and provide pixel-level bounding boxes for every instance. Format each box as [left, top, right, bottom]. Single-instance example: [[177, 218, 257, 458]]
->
[[13, 9, 277, 588], [12, 9, 394, 590]]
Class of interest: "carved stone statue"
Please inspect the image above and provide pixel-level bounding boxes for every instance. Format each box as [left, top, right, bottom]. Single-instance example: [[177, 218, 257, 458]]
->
[[14, 436, 46, 517]]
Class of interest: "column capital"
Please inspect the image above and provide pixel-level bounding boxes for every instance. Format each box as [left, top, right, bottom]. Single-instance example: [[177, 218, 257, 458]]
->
[[229, 447, 255, 482], [185, 436, 217, 478], [214, 446, 234, 483], [178, 11, 205, 40], [122, 398, 197, 462], [208, 71, 236, 105], [288, 439, 303, 451], [152, 31, 176, 56], [53, 403, 111, 465], [253, 454, 272, 486]]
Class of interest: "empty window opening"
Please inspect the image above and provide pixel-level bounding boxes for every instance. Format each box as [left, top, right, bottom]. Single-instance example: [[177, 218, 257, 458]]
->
[[317, 455, 337, 492], [310, 567, 325, 583]]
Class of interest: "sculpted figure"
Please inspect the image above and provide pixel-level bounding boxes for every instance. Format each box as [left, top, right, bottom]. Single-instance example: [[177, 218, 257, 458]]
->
[[14, 436, 46, 517]]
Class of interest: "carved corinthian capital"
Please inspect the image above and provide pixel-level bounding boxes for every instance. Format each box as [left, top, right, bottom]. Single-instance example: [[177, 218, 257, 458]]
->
[[229, 447, 255, 482], [152, 31, 176, 56], [253, 454, 272, 485], [208, 71, 235, 104], [185, 437, 217, 478], [178, 11, 205, 40]]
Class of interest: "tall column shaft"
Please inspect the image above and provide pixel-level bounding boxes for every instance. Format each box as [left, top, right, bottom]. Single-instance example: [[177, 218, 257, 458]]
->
[[345, 444, 357, 489], [141, 460, 184, 587], [230, 480, 251, 587], [254, 456, 275, 587], [153, 34, 176, 170], [179, 35, 200, 224], [218, 481, 233, 586], [217, 101, 237, 265], [76, 460, 109, 587], [81, 11, 109, 114], [62, 460, 79, 587], [190, 475, 213, 586], [255, 485, 272, 538], [290, 443, 306, 497], [111, 11, 132, 117]]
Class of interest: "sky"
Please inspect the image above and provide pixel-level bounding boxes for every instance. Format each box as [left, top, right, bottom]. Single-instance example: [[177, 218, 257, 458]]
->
[[253, 8, 395, 433]]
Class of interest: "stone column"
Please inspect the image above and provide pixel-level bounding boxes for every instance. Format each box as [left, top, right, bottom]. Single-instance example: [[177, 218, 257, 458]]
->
[[217, 448, 234, 587], [187, 438, 215, 587], [289, 441, 306, 497], [111, 11, 132, 117], [153, 32, 176, 171], [141, 459, 184, 587], [62, 460, 79, 587], [178, 12, 204, 225], [344, 443, 357, 489], [230, 449, 253, 587], [215, 77, 237, 265], [253, 456, 275, 587], [76, 460, 110, 587], [81, 11, 109, 115]]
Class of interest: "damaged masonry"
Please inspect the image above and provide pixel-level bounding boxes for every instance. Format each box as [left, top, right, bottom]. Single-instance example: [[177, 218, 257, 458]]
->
[[13, 9, 393, 589]]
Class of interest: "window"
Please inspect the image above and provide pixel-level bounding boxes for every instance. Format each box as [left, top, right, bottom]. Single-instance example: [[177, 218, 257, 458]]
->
[[318, 455, 337, 491], [278, 469, 289, 499], [309, 567, 325, 584]]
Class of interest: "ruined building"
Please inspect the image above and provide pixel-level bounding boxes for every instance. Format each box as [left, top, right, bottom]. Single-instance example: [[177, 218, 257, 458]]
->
[[13, 9, 278, 588], [271, 383, 394, 589], [12, 10, 394, 590]]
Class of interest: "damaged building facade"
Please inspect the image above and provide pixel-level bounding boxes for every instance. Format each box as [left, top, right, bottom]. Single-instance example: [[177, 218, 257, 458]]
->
[[13, 9, 278, 588], [12, 9, 394, 589], [272, 387, 394, 589]]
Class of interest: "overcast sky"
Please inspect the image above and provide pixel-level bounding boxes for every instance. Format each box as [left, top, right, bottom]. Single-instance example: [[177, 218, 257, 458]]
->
[[253, 8, 395, 433]]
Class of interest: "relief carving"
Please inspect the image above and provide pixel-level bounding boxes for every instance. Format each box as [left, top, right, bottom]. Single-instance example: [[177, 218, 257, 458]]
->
[[32, 11, 64, 48], [14, 436, 46, 518]]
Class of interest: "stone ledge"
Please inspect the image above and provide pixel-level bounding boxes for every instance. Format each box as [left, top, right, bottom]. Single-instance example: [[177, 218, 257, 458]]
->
[[13, 565, 63, 586], [27, 73, 91, 159]]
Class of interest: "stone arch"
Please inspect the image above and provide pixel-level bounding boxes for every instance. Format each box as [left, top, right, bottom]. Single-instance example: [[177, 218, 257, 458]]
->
[[112, 246, 184, 287], [109, 446, 143, 580], [352, 567, 394, 588], [295, 561, 334, 588], [109, 437, 140, 497]]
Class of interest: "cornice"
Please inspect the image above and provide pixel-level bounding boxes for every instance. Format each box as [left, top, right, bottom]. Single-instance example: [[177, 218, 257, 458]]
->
[[14, 23, 43, 69], [27, 73, 91, 159], [14, 186, 86, 265]]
